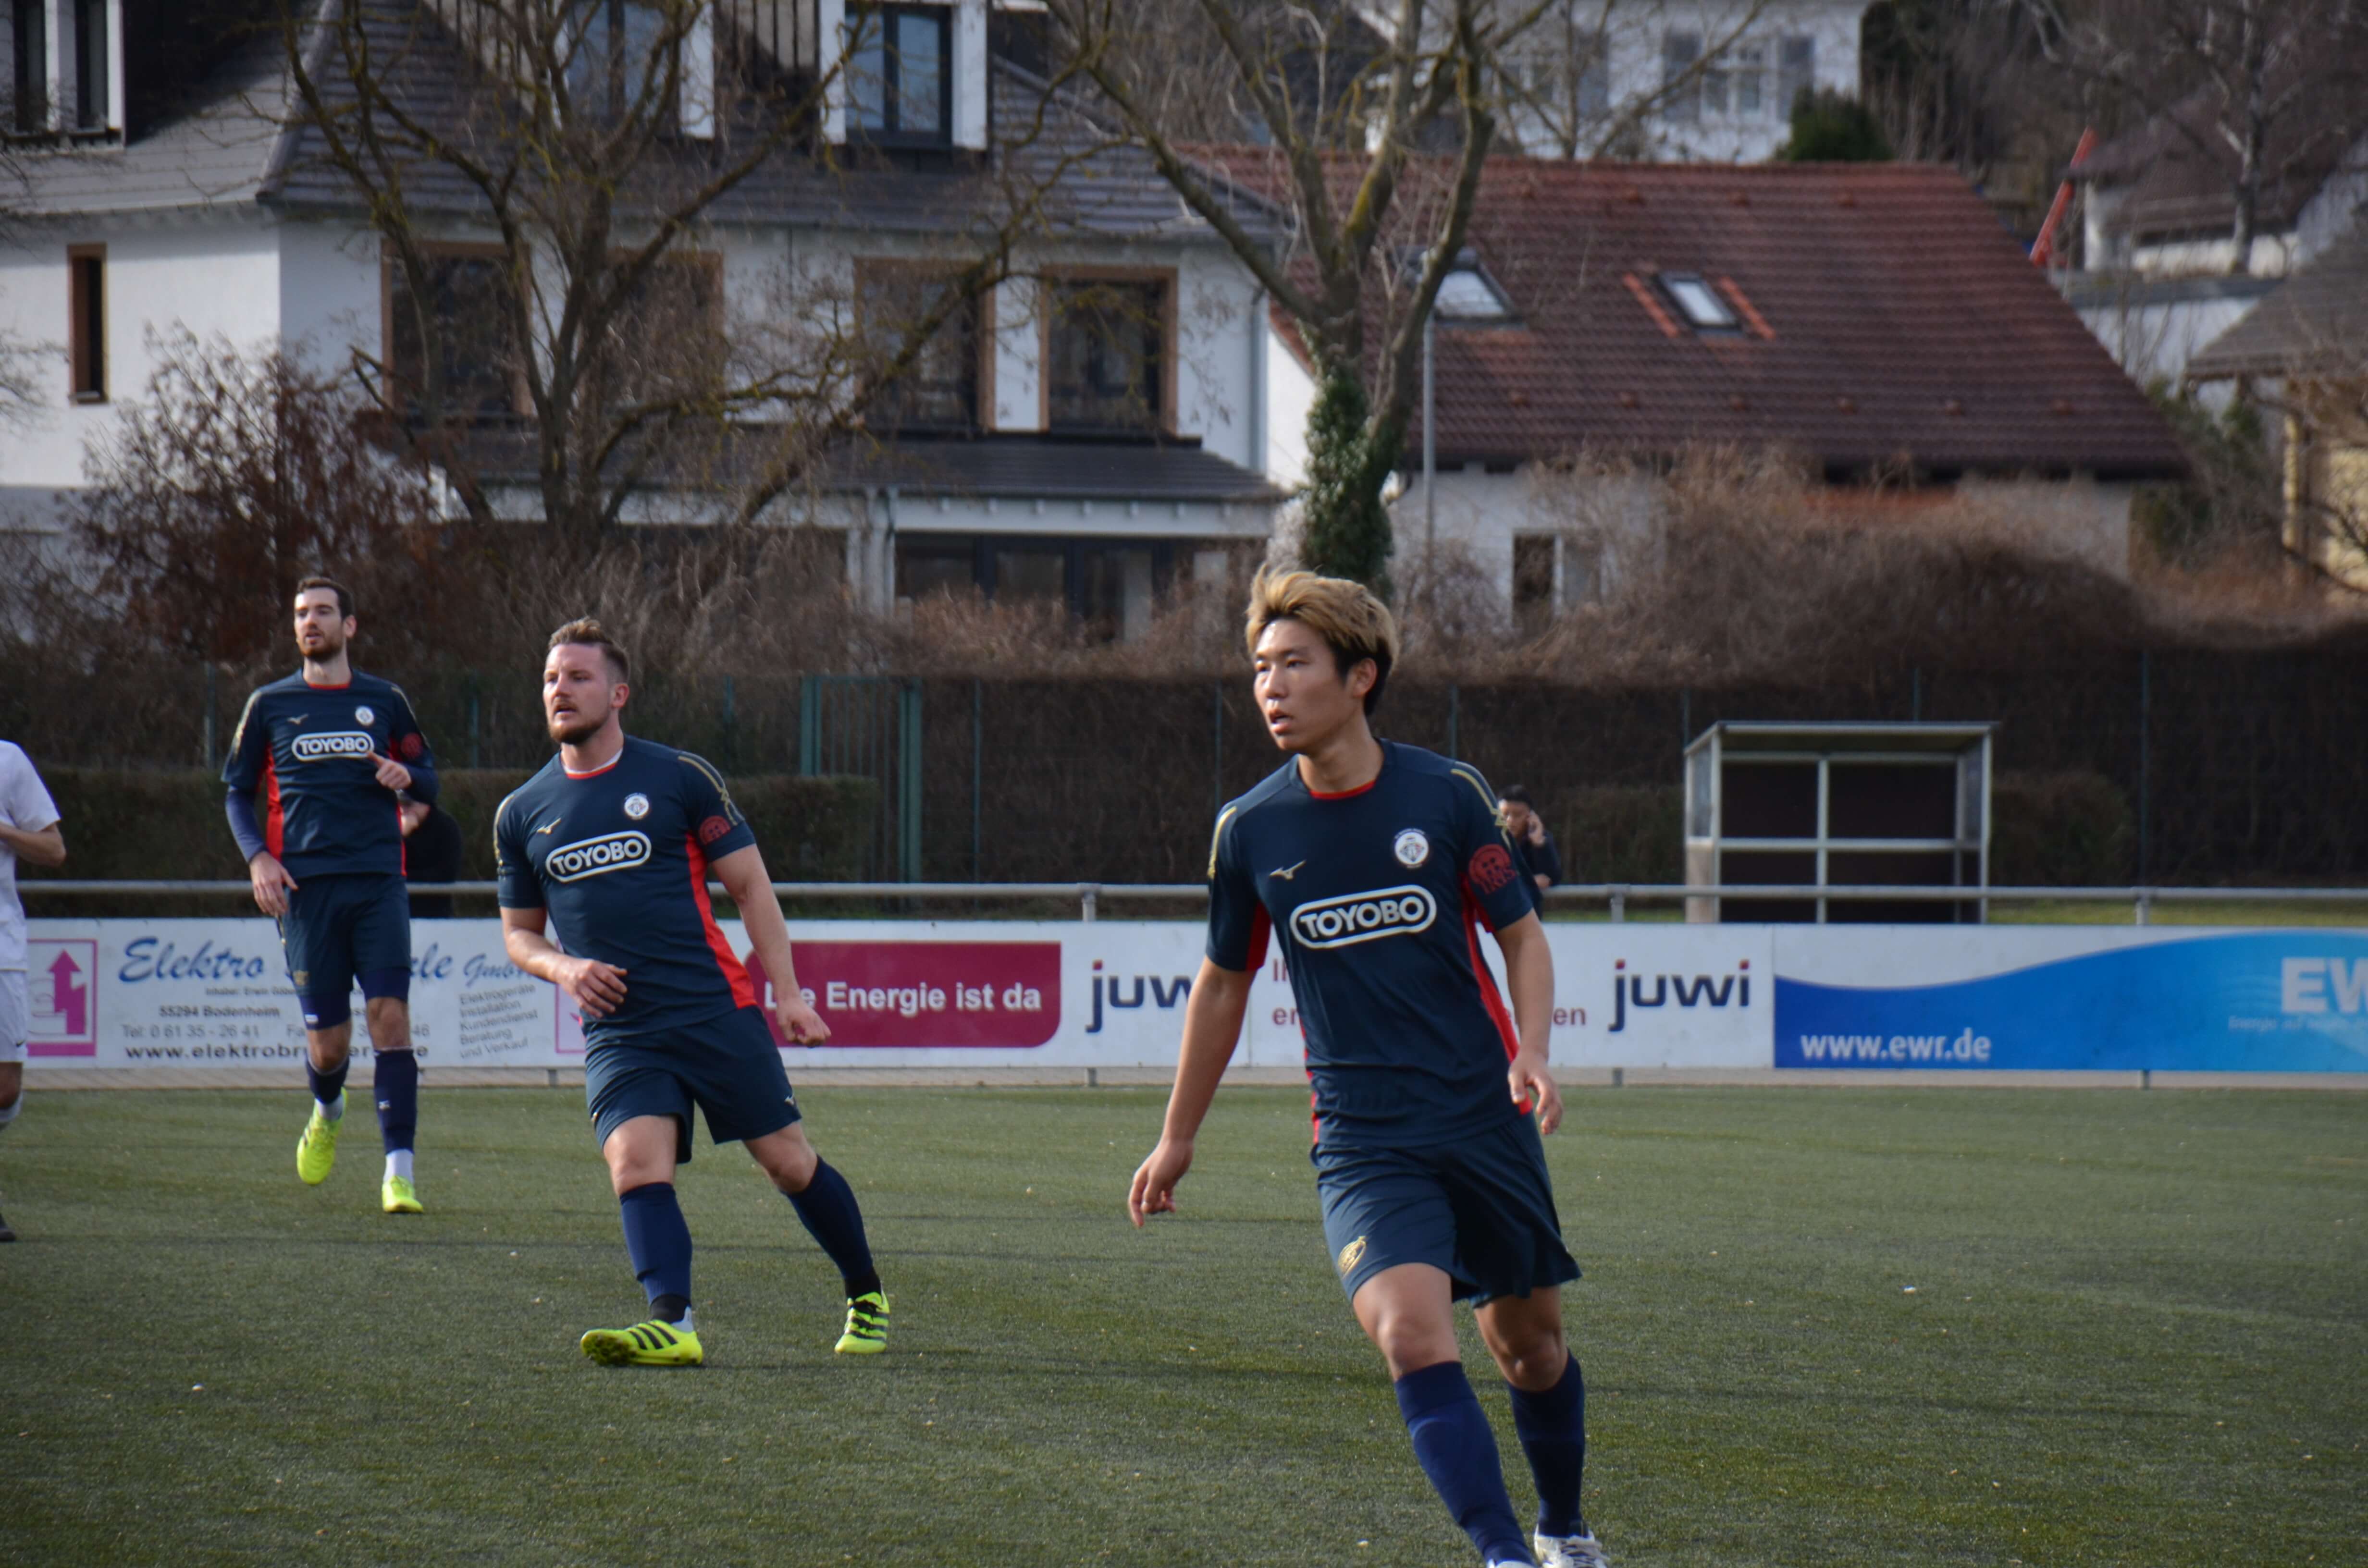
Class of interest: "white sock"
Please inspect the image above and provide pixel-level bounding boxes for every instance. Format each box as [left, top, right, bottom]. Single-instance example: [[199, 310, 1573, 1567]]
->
[[671, 1305, 695, 1330], [385, 1149, 413, 1183], [318, 1094, 344, 1121]]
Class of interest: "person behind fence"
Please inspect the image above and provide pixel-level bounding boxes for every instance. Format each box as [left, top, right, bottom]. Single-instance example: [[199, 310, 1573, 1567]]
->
[[1497, 786, 1563, 894], [496, 618, 889, 1368], [1127, 570, 1605, 1568], [0, 738, 67, 1245], [222, 577, 438, 1217], [399, 795, 466, 920]]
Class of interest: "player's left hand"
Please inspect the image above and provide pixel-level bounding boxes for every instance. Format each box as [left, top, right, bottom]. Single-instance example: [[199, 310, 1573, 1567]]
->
[[777, 995, 831, 1046], [370, 752, 413, 792], [1508, 1046, 1564, 1136]]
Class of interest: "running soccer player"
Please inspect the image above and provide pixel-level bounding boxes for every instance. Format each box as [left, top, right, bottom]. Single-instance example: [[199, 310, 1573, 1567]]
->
[[496, 620, 887, 1367], [224, 577, 437, 1215], [1129, 572, 1604, 1568], [0, 738, 67, 1244]]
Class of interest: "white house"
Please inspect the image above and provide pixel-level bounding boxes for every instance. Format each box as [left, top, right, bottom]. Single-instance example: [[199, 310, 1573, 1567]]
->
[[0, 0, 1284, 638], [1243, 156, 2187, 616]]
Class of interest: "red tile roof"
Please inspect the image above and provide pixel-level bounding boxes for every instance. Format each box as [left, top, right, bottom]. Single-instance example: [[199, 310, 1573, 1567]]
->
[[1203, 153, 2186, 478]]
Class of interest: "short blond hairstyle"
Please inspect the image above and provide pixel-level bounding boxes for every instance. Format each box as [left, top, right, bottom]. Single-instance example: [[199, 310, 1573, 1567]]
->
[[547, 617, 629, 685], [1244, 569, 1400, 715]]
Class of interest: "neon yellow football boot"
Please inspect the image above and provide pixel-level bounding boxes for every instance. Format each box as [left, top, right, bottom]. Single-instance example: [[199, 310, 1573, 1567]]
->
[[381, 1174, 424, 1214], [834, 1290, 889, 1355], [579, 1319, 704, 1368], [296, 1097, 342, 1186]]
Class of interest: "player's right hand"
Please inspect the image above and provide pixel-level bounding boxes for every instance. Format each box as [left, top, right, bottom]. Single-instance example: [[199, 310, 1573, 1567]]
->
[[560, 956, 629, 1018], [248, 852, 296, 917], [1128, 1137, 1193, 1228]]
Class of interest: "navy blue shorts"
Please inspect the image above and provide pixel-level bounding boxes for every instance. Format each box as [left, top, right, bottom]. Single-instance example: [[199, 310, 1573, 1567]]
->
[[276, 872, 411, 1028], [1314, 1115, 1580, 1307], [584, 1006, 801, 1162]]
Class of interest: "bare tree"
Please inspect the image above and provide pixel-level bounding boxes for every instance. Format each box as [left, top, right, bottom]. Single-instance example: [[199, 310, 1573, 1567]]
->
[[1049, 0, 1531, 592], [70, 331, 453, 666], [277, 0, 1081, 542], [2035, 0, 2368, 273]]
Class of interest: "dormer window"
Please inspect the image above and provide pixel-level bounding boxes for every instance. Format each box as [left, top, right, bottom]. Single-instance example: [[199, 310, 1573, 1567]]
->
[[849, 3, 950, 147], [1659, 272, 1738, 331], [1416, 248, 1517, 327], [562, 0, 714, 137], [9, 0, 119, 138]]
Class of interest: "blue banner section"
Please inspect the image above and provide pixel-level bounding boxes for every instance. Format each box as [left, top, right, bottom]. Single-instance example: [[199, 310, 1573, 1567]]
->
[[1775, 932, 2368, 1071]]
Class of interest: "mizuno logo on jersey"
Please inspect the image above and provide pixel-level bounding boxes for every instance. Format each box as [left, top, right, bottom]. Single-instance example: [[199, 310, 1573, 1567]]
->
[[290, 731, 375, 762], [1290, 885, 1436, 949], [547, 830, 652, 881]]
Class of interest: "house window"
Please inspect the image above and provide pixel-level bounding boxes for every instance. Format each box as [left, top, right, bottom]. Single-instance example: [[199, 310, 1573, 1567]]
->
[[1047, 277, 1166, 435], [858, 265, 980, 432], [1513, 535, 1555, 638], [849, 4, 950, 147], [1660, 31, 1700, 125], [1517, 29, 1609, 120], [11, 0, 48, 133], [387, 249, 528, 420], [566, 0, 677, 123], [1659, 272, 1738, 331], [1433, 259, 1516, 325], [67, 243, 103, 401], [593, 253, 723, 410], [72, 0, 103, 129], [896, 534, 1174, 641], [1778, 35, 1816, 116], [1732, 41, 1764, 118]]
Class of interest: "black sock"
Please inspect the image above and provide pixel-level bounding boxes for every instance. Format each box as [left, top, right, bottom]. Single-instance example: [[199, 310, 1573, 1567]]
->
[[650, 1292, 691, 1325]]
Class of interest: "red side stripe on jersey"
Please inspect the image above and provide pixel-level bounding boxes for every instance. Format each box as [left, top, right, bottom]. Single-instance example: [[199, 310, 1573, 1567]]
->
[[686, 834, 758, 1009], [1461, 880, 1522, 1064], [1246, 904, 1272, 972], [262, 754, 285, 859]]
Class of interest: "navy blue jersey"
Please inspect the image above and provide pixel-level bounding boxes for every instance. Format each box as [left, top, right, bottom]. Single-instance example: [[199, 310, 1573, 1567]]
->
[[223, 671, 438, 880], [493, 736, 759, 1044], [1207, 742, 1537, 1148]]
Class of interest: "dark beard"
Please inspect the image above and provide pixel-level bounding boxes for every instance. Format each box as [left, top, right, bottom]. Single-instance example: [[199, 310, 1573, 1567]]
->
[[548, 713, 604, 746]]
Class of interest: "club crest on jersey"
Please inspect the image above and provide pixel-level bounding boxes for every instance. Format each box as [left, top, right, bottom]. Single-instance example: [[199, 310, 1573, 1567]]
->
[[623, 792, 651, 821], [291, 730, 374, 762], [1337, 1235, 1367, 1276], [354, 705, 375, 726], [547, 830, 652, 881], [1291, 885, 1436, 949], [1393, 828, 1431, 868]]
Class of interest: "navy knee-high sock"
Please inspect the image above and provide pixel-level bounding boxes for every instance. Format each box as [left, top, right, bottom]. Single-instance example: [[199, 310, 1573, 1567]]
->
[[618, 1182, 693, 1320], [306, 1056, 349, 1115], [1394, 1360, 1532, 1566], [1507, 1354, 1588, 1538], [784, 1160, 879, 1298], [373, 1050, 418, 1154]]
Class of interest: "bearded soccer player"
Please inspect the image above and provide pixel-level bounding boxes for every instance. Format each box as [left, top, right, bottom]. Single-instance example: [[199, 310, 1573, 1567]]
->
[[1128, 572, 1604, 1568], [497, 621, 888, 1366], [225, 578, 437, 1214]]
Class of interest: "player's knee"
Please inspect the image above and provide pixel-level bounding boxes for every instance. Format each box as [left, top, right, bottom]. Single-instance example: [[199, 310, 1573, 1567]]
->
[[1487, 1322, 1567, 1387], [757, 1139, 818, 1193], [0, 1088, 20, 1120]]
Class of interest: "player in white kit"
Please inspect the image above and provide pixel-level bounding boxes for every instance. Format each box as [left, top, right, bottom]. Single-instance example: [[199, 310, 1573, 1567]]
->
[[0, 740, 68, 1242]]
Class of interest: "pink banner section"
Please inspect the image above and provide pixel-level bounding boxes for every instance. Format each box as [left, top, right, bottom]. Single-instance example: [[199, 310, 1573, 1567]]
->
[[744, 940, 1062, 1049]]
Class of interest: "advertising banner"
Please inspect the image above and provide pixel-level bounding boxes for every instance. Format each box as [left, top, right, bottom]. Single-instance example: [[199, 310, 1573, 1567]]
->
[[23, 917, 2365, 1074], [1770, 927, 2368, 1072]]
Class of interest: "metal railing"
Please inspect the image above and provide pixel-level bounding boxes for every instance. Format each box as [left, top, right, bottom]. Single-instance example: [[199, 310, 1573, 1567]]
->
[[25, 880, 2368, 924]]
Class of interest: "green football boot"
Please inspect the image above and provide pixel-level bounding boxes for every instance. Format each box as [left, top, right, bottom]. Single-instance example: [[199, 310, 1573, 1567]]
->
[[834, 1290, 889, 1355], [580, 1319, 704, 1368], [381, 1174, 424, 1214], [296, 1097, 343, 1186]]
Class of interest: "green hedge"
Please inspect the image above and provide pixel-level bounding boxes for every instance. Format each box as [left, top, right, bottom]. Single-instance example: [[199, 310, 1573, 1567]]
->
[[23, 768, 878, 889]]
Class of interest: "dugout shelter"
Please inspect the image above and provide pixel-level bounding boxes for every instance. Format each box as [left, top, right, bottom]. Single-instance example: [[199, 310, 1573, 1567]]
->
[[1684, 722, 1996, 924]]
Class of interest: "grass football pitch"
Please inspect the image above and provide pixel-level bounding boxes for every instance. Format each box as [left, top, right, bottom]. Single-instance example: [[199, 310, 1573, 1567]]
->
[[1, 1085, 2361, 1568]]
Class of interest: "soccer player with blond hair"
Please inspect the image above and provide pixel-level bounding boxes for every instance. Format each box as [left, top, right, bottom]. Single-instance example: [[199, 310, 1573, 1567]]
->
[[496, 620, 888, 1365], [1129, 571, 1604, 1568]]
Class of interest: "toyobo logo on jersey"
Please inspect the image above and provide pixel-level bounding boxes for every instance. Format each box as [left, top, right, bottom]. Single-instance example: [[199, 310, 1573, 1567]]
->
[[1291, 885, 1437, 949], [547, 830, 652, 881], [291, 730, 376, 762]]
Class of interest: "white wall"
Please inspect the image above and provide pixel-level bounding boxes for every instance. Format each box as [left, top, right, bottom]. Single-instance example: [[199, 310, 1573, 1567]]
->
[[0, 213, 284, 491]]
